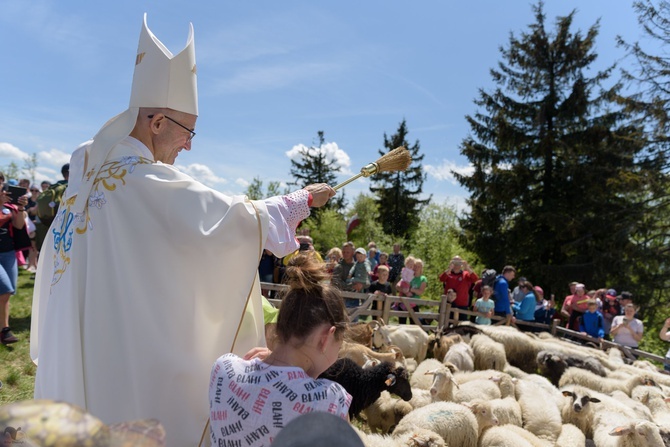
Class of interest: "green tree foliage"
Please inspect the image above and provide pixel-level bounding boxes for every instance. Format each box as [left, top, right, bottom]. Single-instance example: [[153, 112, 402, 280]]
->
[[411, 202, 480, 301], [1, 162, 20, 180], [455, 2, 662, 301], [345, 193, 395, 253], [370, 120, 431, 240], [289, 130, 346, 216], [244, 176, 288, 200], [615, 1, 670, 330], [303, 208, 346, 256]]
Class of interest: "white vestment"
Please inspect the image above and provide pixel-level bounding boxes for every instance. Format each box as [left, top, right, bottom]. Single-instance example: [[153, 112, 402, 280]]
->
[[31, 137, 306, 447]]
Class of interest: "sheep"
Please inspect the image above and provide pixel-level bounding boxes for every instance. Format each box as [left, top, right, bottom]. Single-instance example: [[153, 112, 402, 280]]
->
[[478, 424, 552, 447], [477, 324, 541, 373], [632, 385, 670, 430], [339, 341, 405, 368], [610, 389, 654, 421], [488, 375, 522, 426], [344, 322, 374, 347], [560, 385, 643, 440], [410, 358, 445, 390], [558, 366, 656, 396], [319, 358, 411, 418], [515, 378, 563, 442], [393, 400, 499, 447], [370, 320, 429, 363], [593, 411, 665, 447], [470, 333, 507, 371], [427, 332, 463, 361], [560, 387, 603, 438], [632, 359, 658, 372], [361, 391, 414, 434], [442, 341, 475, 372], [555, 423, 586, 447], [607, 346, 627, 367], [422, 363, 460, 403], [354, 426, 446, 447], [536, 349, 606, 386], [452, 377, 501, 403]]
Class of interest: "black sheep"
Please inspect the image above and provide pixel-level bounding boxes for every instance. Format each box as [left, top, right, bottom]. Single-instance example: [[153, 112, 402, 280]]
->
[[537, 350, 607, 386], [319, 358, 412, 418]]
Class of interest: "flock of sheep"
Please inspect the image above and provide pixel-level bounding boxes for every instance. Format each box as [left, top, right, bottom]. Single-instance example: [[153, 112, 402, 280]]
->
[[318, 320, 670, 447]]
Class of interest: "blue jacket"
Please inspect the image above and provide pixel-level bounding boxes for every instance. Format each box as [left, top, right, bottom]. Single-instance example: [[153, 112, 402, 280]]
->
[[512, 292, 536, 321], [493, 275, 511, 314], [579, 310, 605, 339]]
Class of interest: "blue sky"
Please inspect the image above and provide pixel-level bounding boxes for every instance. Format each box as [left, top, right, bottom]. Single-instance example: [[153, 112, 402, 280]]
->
[[0, 1, 648, 211]]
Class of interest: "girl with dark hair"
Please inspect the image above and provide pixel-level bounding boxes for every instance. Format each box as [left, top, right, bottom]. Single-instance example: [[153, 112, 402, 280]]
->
[[209, 254, 351, 447]]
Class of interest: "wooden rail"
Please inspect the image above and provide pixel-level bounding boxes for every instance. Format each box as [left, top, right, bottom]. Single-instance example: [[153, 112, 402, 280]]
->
[[261, 283, 669, 367]]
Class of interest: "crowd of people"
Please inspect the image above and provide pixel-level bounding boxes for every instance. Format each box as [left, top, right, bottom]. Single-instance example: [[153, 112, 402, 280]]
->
[[0, 165, 68, 345]]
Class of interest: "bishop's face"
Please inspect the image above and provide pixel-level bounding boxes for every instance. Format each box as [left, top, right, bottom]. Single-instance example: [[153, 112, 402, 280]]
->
[[152, 113, 197, 164]]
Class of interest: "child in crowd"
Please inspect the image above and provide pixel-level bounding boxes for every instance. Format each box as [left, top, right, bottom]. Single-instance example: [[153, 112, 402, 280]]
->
[[474, 285, 495, 325], [367, 247, 379, 271], [395, 256, 416, 296], [579, 298, 605, 340], [369, 265, 392, 320], [371, 252, 389, 282], [209, 254, 351, 447], [348, 247, 371, 292]]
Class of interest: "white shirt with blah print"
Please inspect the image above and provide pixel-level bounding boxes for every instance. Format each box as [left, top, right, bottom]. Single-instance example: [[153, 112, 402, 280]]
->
[[209, 354, 351, 447]]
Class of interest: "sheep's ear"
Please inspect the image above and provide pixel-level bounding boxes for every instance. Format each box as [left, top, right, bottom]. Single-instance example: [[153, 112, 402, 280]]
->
[[664, 397, 670, 403], [445, 362, 458, 373], [609, 426, 632, 437], [424, 369, 437, 376], [589, 397, 601, 403], [489, 376, 501, 383], [643, 377, 658, 387], [385, 374, 396, 386], [450, 377, 461, 389], [561, 391, 575, 398]]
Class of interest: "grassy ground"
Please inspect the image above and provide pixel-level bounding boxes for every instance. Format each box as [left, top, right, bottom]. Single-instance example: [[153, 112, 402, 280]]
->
[[0, 268, 36, 404]]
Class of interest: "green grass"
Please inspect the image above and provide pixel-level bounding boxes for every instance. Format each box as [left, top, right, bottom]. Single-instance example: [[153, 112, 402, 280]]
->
[[0, 268, 37, 404]]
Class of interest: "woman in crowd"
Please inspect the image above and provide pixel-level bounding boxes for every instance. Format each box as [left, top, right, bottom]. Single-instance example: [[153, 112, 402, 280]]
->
[[325, 246, 343, 276], [0, 173, 28, 345], [209, 254, 351, 447], [610, 303, 644, 349], [512, 280, 537, 328]]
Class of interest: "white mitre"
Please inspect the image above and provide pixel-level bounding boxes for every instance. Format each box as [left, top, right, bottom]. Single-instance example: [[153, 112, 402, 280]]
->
[[68, 13, 197, 212]]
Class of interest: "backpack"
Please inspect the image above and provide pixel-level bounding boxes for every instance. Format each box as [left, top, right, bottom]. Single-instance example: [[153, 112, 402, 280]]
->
[[481, 269, 497, 288], [36, 181, 68, 226]]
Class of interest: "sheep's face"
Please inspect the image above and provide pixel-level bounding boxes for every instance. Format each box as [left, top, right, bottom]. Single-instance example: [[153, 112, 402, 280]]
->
[[428, 368, 457, 398], [562, 390, 600, 413], [387, 367, 412, 401]]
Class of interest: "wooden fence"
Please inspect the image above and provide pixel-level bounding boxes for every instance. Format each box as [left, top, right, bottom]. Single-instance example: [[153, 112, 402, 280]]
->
[[260, 283, 670, 368]]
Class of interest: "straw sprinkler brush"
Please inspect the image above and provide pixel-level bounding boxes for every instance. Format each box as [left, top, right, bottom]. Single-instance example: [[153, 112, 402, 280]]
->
[[333, 146, 411, 191]]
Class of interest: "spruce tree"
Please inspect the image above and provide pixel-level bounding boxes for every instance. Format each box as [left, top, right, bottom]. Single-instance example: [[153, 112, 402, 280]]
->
[[369, 120, 430, 239], [455, 2, 657, 297], [289, 130, 346, 214]]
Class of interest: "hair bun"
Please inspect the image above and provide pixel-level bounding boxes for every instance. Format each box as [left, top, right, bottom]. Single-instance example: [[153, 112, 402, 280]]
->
[[284, 253, 327, 292]]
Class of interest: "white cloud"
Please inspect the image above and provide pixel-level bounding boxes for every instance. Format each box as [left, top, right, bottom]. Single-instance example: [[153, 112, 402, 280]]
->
[[176, 163, 228, 188], [424, 160, 474, 185], [235, 178, 250, 188], [38, 148, 72, 167], [0, 142, 28, 159], [286, 141, 353, 175]]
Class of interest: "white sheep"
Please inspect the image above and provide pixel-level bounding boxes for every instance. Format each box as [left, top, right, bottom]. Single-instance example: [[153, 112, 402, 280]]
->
[[362, 391, 414, 434], [488, 375, 522, 426], [355, 426, 446, 447], [408, 364, 461, 409], [555, 423, 586, 447], [592, 410, 665, 447], [632, 385, 670, 430], [515, 377, 563, 442], [470, 333, 507, 371], [442, 341, 475, 372], [610, 389, 654, 422], [452, 377, 501, 403], [410, 358, 444, 390], [477, 324, 540, 373], [370, 320, 429, 363], [478, 424, 552, 447], [393, 400, 499, 447], [558, 366, 655, 396]]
